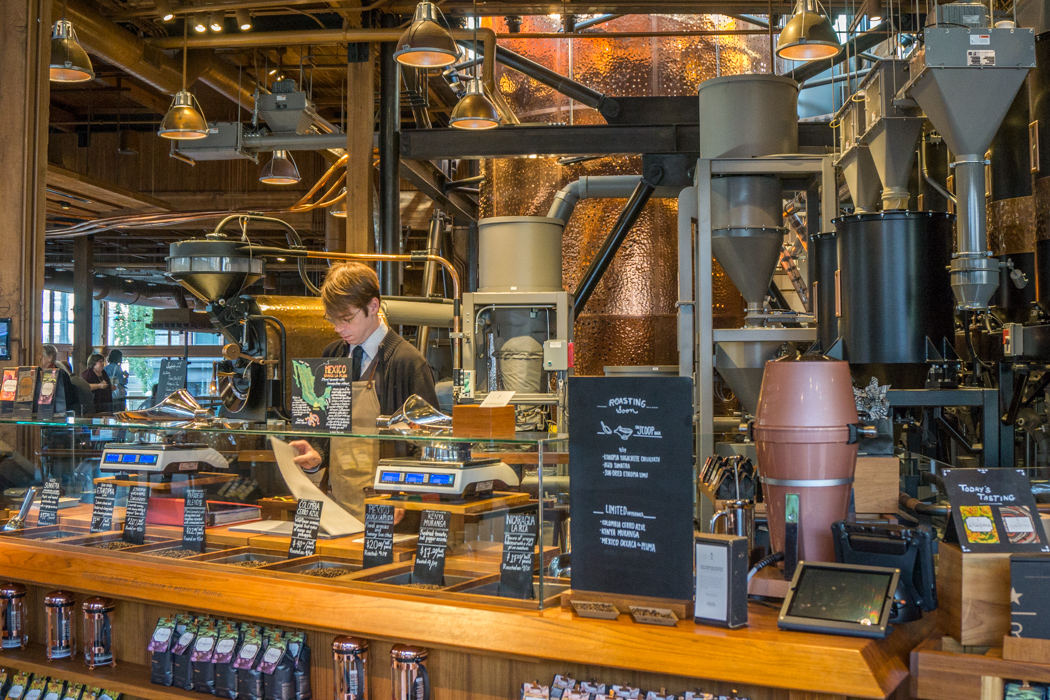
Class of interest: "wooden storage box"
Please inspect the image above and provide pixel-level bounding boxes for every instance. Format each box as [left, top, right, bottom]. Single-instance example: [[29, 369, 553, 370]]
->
[[453, 404, 516, 438], [939, 542, 1012, 646]]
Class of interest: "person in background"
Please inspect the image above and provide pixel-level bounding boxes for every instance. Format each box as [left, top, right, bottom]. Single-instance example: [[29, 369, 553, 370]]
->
[[105, 349, 129, 412], [39, 344, 79, 415], [80, 352, 112, 414]]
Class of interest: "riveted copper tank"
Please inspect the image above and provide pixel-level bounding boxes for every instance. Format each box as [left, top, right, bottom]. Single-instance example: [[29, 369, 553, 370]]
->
[[753, 355, 858, 563]]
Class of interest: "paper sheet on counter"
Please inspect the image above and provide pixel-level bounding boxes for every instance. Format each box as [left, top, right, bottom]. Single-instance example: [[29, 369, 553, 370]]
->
[[268, 435, 364, 536]]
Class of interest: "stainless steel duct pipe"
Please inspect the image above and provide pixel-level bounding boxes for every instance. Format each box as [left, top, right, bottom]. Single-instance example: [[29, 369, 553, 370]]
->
[[547, 175, 682, 222], [64, 0, 257, 109]]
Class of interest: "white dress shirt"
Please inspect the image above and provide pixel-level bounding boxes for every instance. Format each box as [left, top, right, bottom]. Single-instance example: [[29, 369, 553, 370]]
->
[[350, 321, 388, 377]]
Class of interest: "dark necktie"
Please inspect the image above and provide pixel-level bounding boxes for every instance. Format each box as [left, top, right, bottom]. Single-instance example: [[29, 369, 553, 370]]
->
[[351, 345, 364, 382]]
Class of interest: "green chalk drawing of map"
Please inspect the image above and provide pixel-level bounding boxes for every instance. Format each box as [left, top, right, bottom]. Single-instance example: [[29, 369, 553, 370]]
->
[[292, 360, 332, 410]]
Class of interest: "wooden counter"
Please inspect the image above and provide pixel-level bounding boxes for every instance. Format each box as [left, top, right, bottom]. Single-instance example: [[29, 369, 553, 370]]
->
[[0, 537, 931, 700]]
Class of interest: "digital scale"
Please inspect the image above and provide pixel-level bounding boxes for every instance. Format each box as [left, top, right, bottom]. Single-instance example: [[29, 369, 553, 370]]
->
[[100, 443, 228, 475], [373, 458, 519, 498]]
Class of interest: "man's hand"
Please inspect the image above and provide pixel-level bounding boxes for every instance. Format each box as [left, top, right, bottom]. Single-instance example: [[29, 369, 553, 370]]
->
[[394, 507, 405, 525], [288, 440, 322, 472]]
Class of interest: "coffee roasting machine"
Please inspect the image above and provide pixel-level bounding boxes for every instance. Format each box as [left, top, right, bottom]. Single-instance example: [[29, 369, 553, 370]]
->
[[681, 2, 1050, 535]]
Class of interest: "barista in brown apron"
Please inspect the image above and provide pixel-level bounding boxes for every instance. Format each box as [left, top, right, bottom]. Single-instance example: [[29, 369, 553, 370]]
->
[[327, 360, 381, 520], [289, 261, 439, 521]]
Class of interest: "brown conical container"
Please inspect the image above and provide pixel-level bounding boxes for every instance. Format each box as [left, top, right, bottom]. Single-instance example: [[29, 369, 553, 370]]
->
[[754, 355, 858, 563]]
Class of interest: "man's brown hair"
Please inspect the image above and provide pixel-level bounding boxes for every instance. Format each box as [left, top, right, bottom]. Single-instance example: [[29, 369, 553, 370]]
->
[[321, 262, 381, 319]]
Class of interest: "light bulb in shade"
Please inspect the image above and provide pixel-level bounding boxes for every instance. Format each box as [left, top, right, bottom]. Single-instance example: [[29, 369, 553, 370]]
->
[[193, 13, 207, 33], [158, 90, 209, 140], [259, 151, 301, 185], [449, 78, 500, 130], [775, 0, 842, 61], [235, 8, 252, 31], [49, 19, 95, 82], [394, 1, 459, 68], [209, 12, 223, 31], [330, 188, 348, 217]]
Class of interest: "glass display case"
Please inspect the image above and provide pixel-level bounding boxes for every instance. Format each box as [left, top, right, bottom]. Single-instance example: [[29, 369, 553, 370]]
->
[[0, 416, 570, 610]]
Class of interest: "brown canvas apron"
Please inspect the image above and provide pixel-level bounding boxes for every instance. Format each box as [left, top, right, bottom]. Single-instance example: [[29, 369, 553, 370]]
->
[[328, 360, 381, 521]]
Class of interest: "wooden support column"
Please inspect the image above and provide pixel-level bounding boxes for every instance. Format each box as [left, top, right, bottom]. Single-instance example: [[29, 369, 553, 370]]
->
[[72, 235, 94, 372], [0, 0, 50, 452], [0, 0, 49, 366], [341, 40, 375, 254]]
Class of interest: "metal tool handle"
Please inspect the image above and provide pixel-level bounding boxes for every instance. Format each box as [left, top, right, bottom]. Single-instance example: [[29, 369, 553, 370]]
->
[[15, 488, 36, 522], [710, 509, 729, 534]]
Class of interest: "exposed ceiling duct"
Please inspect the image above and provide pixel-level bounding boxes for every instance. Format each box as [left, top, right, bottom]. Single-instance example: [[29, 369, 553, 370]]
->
[[63, 0, 257, 110], [45, 271, 189, 309]]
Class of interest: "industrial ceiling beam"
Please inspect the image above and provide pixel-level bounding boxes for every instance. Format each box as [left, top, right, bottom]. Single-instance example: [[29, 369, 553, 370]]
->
[[399, 159, 478, 223]]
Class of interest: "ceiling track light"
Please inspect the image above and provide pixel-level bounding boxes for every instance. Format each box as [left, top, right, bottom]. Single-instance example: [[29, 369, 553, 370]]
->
[[776, 0, 842, 61], [259, 151, 301, 185], [209, 12, 224, 32], [155, 0, 174, 22], [193, 13, 207, 33], [450, 78, 500, 130], [49, 18, 95, 83], [235, 8, 252, 31], [394, 1, 459, 68]]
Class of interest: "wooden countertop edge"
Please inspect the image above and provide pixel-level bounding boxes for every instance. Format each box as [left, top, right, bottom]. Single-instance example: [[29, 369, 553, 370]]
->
[[0, 541, 920, 698]]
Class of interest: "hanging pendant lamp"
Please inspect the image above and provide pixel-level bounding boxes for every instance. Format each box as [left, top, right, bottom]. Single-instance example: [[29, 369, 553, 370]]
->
[[776, 0, 842, 61], [450, 78, 500, 130], [49, 19, 95, 82], [394, 1, 459, 68], [159, 23, 209, 140], [259, 151, 301, 185]]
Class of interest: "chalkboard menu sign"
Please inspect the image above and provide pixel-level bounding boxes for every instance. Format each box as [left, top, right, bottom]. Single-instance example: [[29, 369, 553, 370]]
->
[[288, 499, 322, 558], [413, 509, 451, 586], [363, 504, 395, 569], [568, 376, 694, 600], [943, 468, 1050, 553], [157, 358, 188, 399], [38, 478, 61, 527], [499, 510, 538, 599], [182, 488, 207, 553], [90, 482, 116, 533], [289, 359, 354, 432], [123, 485, 150, 545]]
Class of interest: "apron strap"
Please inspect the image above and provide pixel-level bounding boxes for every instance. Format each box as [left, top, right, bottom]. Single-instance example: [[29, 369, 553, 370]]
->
[[365, 355, 380, 389]]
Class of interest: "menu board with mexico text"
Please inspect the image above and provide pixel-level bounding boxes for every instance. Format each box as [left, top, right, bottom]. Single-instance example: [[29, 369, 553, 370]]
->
[[569, 376, 694, 600]]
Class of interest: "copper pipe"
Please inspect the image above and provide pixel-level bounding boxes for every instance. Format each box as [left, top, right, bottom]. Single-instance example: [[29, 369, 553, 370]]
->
[[495, 29, 770, 38]]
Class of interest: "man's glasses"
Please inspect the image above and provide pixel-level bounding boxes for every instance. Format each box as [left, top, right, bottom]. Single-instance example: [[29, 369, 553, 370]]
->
[[324, 308, 362, 328]]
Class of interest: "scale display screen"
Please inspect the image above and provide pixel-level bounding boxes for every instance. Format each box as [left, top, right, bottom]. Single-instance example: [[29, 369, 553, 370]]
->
[[428, 473, 455, 485], [121, 454, 139, 464], [380, 472, 403, 483], [404, 473, 426, 484], [104, 453, 121, 464], [139, 454, 158, 465]]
